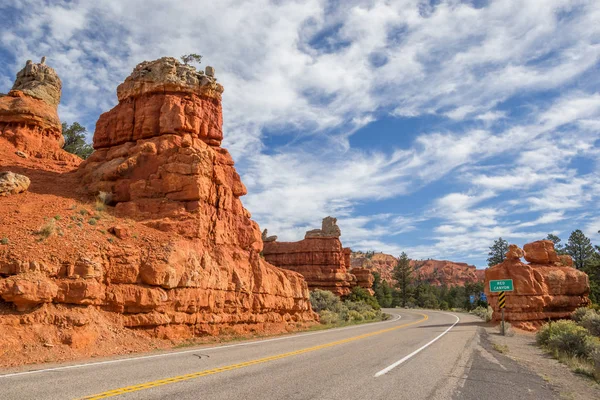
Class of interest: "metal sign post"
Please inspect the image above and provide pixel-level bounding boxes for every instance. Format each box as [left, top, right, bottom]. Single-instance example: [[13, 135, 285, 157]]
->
[[489, 280, 512, 336]]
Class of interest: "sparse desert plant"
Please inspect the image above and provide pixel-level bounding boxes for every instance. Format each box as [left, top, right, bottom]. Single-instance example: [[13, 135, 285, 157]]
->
[[0, 237, 8, 245], [95, 191, 112, 211], [53, 215, 61, 221], [88, 218, 98, 226], [36, 219, 56, 239]]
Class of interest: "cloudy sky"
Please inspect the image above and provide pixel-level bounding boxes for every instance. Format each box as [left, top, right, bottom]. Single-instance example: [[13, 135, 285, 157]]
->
[[1, 0, 599, 267]]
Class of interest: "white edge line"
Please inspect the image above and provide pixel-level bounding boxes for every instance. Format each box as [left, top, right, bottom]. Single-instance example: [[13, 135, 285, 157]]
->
[[374, 312, 460, 378], [0, 311, 402, 379]]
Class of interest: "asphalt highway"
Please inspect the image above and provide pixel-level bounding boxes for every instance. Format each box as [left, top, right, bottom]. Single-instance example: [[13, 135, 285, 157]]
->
[[0, 309, 556, 400]]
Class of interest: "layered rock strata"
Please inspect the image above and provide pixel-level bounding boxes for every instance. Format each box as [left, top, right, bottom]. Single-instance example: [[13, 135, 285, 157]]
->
[[262, 218, 365, 296], [484, 241, 590, 329], [0, 57, 316, 357], [0, 59, 80, 164]]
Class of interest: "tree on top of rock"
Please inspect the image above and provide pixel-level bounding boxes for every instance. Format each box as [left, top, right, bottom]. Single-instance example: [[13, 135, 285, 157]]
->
[[565, 229, 595, 270], [393, 252, 413, 307], [487, 237, 509, 267], [545, 233, 567, 255], [180, 54, 202, 67], [62, 122, 93, 159]]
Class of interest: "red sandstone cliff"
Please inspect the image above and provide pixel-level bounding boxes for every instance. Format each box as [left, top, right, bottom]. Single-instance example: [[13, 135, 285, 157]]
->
[[0, 57, 316, 367], [351, 252, 484, 287], [485, 241, 589, 330], [263, 217, 370, 296]]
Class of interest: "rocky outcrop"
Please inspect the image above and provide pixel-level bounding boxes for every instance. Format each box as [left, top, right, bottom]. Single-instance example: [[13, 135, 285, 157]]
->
[[263, 218, 363, 296], [413, 260, 484, 286], [485, 240, 590, 330], [0, 59, 80, 164], [0, 57, 316, 365], [350, 252, 484, 287], [350, 267, 375, 295], [0, 171, 30, 196]]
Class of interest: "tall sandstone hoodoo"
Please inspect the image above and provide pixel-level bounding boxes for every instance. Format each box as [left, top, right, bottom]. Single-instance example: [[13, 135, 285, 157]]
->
[[485, 240, 590, 330], [262, 217, 370, 296], [0, 59, 80, 165], [0, 57, 316, 366]]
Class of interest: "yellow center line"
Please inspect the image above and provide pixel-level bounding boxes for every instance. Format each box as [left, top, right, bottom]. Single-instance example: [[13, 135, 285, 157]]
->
[[77, 313, 429, 399]]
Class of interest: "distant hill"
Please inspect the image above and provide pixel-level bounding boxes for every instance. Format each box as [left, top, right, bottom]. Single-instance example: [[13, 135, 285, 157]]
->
[[350, 252, 484, 287]]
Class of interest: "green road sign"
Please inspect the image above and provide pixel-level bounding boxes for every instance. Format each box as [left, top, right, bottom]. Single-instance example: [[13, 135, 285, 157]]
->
[[489, 279, 514, 292]]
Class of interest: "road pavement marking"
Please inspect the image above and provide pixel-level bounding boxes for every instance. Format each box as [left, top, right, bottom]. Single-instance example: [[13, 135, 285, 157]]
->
[[0, 313, 402, 379], [374, 312, 460, 377], [76, 314, 428, 399]]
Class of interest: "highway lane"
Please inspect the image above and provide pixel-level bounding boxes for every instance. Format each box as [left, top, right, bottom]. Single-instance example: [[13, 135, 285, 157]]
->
[[0, 309, 556, 400]]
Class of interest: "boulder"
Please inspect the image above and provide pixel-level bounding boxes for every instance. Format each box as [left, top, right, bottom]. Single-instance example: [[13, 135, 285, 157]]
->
[[0, 171, 30, 196], [485, 241, 590, 329]]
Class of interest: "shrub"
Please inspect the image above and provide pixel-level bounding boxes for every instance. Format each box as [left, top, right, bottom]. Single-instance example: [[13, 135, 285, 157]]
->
[[310, 290, 342, 313], [471, 306, 494, 322], [0, 237, 8, 245], [348, 310, 364, 322], [572, 307, 591, 323], [88, 218, 98, 226], [95, 191, 112, 211], [344, 286, 380, 310], [537, 320, 596, 358], [439, 301, 449, 310], [319, 310, 340, 325], [580, 311, 600, 337]]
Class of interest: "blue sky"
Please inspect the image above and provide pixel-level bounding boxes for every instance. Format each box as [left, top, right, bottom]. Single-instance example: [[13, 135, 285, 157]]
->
[[1, 0, 599, 267]]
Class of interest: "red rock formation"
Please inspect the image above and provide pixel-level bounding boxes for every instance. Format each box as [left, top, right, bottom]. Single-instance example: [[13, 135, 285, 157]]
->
[[350, 267, 375, 295], [0, 59, 80, 165], [263, 218, 361, 296], [484, 241, 590, 330], [0, 57, 316, 367], [413, 260, 484, 287], [351, 252, 484, 287]]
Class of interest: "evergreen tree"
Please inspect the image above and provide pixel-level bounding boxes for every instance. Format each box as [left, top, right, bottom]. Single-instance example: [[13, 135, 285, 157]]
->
[[487, 237, 509, 266], [545, 233, 567, 255], [393, 252, 413, 307], [565, 229, 595, 270], [62, 122, 93, 159]]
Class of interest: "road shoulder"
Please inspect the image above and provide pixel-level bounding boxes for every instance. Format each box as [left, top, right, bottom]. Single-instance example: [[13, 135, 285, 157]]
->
[[483, 325, 600, 400]]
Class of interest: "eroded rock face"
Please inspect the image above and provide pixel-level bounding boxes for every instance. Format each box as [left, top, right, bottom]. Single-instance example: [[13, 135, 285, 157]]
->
[[485, 241, 590, 329], [262, 219, 367, 296], [350, 252, 484, 287], [0, 59, 80, 164], [93, 57, 224, 150], [350, 267, 375, 295], [1, 57, 316, 352]]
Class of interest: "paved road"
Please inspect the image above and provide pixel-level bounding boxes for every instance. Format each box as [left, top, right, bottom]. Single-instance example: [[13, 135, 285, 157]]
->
[[0, 309, 556, 400]]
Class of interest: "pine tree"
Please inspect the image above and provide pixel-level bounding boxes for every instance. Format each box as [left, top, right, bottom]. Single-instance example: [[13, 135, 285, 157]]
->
[[393, 252, 413, 307], [545, 233, 567, 255], [487, 237, 509, 266], [62, 122, 93, 159], [565, 229, 595, 270]]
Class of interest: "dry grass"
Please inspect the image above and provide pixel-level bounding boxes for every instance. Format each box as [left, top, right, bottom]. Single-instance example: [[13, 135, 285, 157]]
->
[[35, 219, 56, 240], [493, 343, 509, 354]]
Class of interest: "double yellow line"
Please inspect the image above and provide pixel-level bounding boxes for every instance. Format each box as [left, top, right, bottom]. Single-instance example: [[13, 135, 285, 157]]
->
[[78, 313, 428, 399]]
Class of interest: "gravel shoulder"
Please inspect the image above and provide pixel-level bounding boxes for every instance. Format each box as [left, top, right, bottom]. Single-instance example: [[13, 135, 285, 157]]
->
[[484, 324, 600, 400]]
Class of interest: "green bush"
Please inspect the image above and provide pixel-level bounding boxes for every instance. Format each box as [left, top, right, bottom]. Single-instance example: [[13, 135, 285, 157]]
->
[[348, 310, 364, 322], [319, 310, 340, 325], [537, 320, 596, 358], [572, 307, 591, 323], [581, 311, 600, 337], [344, 286, 380, 310], [310, 290, 343, 313], [471, 306, 494, 322]]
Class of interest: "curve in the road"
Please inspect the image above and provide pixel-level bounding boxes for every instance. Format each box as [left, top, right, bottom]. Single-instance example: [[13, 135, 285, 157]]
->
[[78, 312, 429, 400]]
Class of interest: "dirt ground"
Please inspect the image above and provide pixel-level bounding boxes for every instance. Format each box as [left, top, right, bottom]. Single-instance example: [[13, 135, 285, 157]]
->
[[484, 324, 600, 400]]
